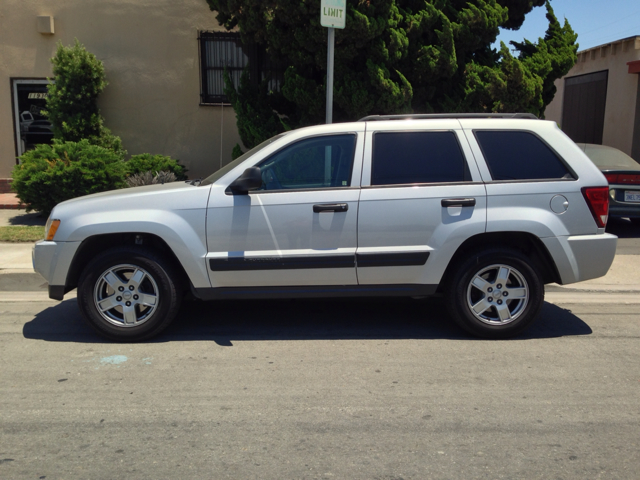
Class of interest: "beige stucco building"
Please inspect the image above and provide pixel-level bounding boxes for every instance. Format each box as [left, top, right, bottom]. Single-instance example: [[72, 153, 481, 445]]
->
[[0, 0, 244, 181], [545, 36, 640, 161]]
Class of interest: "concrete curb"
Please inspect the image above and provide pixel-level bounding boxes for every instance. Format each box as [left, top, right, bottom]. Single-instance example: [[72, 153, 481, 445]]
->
[[1, 269, 638, 297], [2, 243, 640, 296], [0, 270, 48, 292]]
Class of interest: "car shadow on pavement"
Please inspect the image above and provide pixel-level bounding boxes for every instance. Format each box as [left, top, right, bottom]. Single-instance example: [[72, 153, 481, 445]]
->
[[22, 297, 592, 345]]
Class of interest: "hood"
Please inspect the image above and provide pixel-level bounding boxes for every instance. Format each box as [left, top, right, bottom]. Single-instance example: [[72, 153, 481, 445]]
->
[[58, 181, 193, 207], [50, 181, 211, 223]]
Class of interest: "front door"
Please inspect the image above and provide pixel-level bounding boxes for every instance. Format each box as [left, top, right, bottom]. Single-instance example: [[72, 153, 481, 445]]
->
[[206, 131, 364, 289]]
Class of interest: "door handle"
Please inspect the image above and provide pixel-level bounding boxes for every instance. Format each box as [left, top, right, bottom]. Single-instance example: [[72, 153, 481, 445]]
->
[[441, 198, 476, 207], [313, 203, 349, 213]]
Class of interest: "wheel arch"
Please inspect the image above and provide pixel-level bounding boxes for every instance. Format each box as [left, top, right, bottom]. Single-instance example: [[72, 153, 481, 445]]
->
[[438, 231, 562, 292], [65, 233, 192, 294]]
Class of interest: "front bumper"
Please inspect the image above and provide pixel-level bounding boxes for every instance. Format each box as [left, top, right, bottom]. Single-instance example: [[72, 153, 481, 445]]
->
[[33, 240, 82, 300]]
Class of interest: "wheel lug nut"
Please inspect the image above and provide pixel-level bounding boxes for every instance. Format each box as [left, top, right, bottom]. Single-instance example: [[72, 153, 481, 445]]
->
[[116, 296, 122, 302], [118, 286, 124, 292], [487, 287, 493, 293], [503, 291, 508, 297], [487, 297, 494, 302], [497, 284, 502, 289], [126, 301, 131, 307], [133, 295, 139, 300], [129, 285, 135, 291], [497, 299, 503, 305]]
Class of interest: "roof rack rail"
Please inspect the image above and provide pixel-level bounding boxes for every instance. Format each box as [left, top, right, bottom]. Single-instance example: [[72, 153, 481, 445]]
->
[[358, 113, 538, 122]]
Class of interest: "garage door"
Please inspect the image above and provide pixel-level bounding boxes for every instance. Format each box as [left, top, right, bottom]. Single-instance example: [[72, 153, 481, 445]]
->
[[562, 70, 608, 145]]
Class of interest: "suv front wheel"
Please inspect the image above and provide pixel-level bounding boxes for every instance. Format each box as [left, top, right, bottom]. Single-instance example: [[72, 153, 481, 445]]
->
[[77, 246, 182, 342], [445, 248, 544, 339]]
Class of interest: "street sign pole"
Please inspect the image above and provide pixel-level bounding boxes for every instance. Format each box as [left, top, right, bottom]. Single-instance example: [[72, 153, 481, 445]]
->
[[326, 27, 335, 124], [320, 0, 346, 125]]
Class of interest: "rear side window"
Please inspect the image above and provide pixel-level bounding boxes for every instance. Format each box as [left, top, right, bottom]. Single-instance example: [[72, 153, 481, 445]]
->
[[372, 131, 470, 186], [474, 130, 571, 181]]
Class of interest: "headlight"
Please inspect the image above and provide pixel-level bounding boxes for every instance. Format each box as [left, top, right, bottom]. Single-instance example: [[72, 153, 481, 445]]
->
[[44, 218, 61, 241]]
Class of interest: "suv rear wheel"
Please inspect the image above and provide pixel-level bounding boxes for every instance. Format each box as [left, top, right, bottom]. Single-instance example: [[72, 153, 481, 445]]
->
[[445, 248, 544, 339], [77, 246, 182, 342]]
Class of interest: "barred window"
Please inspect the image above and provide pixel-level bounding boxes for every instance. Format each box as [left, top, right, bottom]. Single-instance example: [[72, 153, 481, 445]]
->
[[199, 31, 285, 105]]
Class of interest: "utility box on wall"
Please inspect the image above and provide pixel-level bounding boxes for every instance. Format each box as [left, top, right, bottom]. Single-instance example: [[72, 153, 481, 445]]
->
[[36, 16, 55, 35]]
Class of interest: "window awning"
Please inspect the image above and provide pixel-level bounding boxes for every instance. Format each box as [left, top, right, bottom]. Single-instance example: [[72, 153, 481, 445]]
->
[[628, 60, 640, 74]]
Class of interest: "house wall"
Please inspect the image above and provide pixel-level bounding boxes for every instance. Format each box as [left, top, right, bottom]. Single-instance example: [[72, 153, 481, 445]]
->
[[0, 0, 243, 179], [545, 36, 640, 160]]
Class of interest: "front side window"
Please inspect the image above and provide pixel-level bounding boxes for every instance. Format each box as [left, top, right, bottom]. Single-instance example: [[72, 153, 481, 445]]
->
[[256, 134, 357, 191], [474, 130, 572, 181], [371, 131, 470, 185]]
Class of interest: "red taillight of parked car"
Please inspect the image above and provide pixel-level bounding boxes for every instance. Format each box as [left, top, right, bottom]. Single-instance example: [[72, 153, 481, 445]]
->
[[604, 173, 640, 185], [581, 186, 610, 228]]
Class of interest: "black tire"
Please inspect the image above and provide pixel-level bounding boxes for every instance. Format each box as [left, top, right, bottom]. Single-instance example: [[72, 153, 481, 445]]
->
[[444, 248, 544, 339], [77, 246, 182, 342], [630, 218, 640, 227]]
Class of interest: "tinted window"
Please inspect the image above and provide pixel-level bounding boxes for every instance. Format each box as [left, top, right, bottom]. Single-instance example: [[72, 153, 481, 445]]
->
[[200, 133, 288, 187], [475, 130, 571, 181], [372, 131, 469, 185], [256, 134, 356, 191]]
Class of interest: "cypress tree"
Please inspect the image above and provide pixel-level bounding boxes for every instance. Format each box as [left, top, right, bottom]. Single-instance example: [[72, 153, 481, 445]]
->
[[207, 0, 577, 149]]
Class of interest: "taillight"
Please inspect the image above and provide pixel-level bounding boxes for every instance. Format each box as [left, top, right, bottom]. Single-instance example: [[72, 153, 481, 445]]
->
[[604, 173, 640, 185], [604, 173, 618, 183], [581, 186, 609, 228]]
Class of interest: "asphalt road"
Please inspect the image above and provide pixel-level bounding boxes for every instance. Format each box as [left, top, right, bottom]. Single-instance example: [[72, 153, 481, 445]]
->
[[1, 294, 639, 479], [1, 214, 639, 479]]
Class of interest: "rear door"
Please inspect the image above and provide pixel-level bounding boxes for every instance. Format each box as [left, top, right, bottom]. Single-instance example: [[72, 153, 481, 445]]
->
[[356, 120, 487, 289]]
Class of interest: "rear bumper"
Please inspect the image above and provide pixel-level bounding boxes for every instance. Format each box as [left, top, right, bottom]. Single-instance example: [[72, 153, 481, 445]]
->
[[609, 188, 640, 218], [542, 233, 617, 285], [609, 203, 640, 218]]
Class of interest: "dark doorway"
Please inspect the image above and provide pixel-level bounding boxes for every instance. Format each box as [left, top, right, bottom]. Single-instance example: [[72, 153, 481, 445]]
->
[[562, 70, 608, 144], [11, 79, 53, 159]]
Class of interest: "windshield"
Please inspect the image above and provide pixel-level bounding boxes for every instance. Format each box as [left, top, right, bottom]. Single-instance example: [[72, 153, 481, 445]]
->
[[199, 133, 289, 186]]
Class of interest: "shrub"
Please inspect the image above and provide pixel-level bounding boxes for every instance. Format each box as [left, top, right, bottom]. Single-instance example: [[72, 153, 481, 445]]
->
[[125, 154, 188, 180], [44, 39, 125, 156], [126, 171, 177, 187], [11, 140, 127, 215]]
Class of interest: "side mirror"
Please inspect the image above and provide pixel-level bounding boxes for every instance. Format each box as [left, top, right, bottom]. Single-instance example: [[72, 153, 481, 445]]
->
[[228, 167, 262, 194]]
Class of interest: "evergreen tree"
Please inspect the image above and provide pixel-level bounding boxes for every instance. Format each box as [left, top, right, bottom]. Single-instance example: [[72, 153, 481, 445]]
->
[[44, 40, 124, 154], [207, 0, 577, 149]]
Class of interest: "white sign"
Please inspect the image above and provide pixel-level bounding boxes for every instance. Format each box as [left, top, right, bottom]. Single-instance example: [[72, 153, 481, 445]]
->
[[321, 0, 346, 29]]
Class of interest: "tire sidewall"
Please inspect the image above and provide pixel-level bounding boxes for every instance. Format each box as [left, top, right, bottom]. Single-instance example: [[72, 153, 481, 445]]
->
[[77, 247, 180, 342]]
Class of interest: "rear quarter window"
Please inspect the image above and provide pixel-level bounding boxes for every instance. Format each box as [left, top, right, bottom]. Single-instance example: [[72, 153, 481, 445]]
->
[[474, 130, 571, 181], [372, 131, 471, 185]]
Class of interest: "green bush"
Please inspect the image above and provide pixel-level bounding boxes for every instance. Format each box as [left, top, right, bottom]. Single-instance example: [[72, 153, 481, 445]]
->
[[11, 140, 127, 215], [125, 154, 188, 180], [126, 171, 177, 187]]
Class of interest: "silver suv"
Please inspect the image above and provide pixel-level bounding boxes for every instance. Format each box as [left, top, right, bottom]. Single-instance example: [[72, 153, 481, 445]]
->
[[33, 114, 617, 341]]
